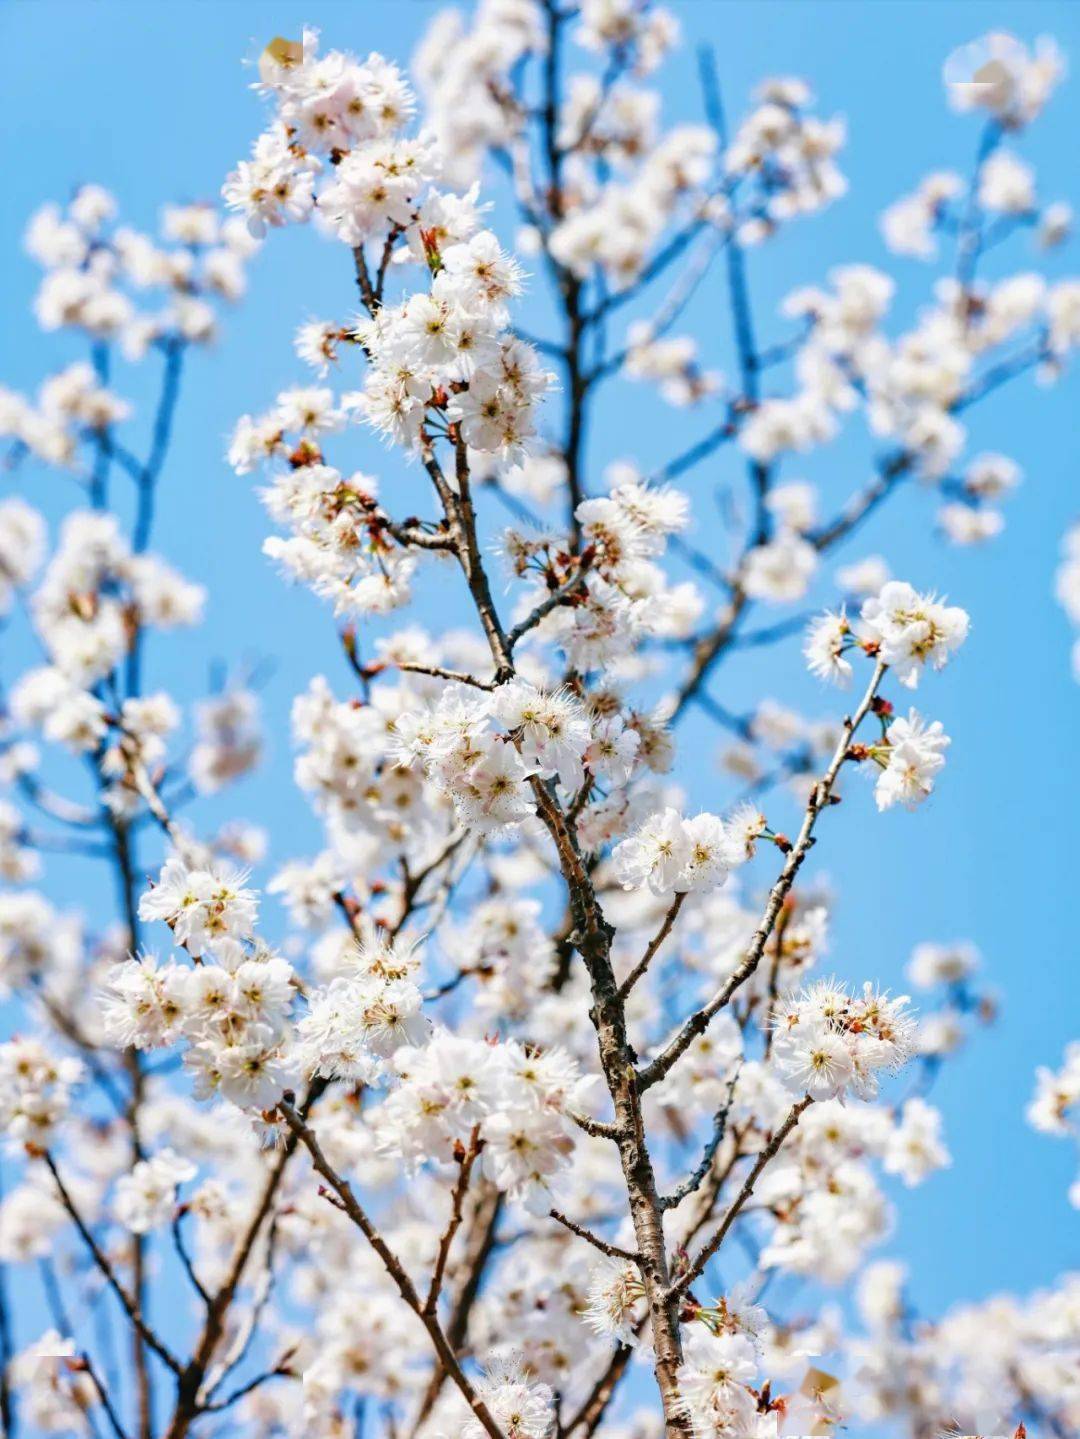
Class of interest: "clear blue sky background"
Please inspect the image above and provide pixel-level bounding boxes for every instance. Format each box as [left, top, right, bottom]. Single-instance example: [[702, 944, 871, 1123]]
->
[[2, 0, 1078, 1365]]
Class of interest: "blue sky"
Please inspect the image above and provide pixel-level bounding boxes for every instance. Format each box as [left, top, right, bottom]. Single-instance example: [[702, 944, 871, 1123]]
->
[[2, 0, 1079, 1360]]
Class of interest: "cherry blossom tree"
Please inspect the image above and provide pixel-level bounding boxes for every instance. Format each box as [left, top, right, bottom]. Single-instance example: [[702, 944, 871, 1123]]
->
[[0, 9, 1077, 1439]]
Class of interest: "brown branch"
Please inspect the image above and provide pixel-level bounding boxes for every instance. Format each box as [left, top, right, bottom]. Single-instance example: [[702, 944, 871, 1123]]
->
[[566, 1108, 623, 1142], [527, 785, 690, 1433], [383, 521, 457, 552], [669, 1096, 813, 1297], [677, 1134, 747, 1254], [424, 1128, 483, 1315], [410, 1187, 504, 1433], [659, 1065, 741, 1211], [352, 246, 378, 316], [78, 1350, 132, 1439], [171, 1212, 211, 1307], [413, 419, 698, 1414], [203, 1209, 285, 1403], [561, 1333, 638, 1437], [333, 889, 364, 938], [671, 590, 749, 721], [277, 1100, 506, 1439], [549, 1209, 639, 1263], [43, 1152, 182, 1375], [198, 1356, 296, 1414], [393, 828, 472, 937], [505, 558, 593, 652], [161, 1081, 325, 1439], [411, 409, 693, 1430], [761, 905, 794, 1059], [616, 892, 686, 1002], [640, 658, 887, 1090], [393, 662, 494, 690]]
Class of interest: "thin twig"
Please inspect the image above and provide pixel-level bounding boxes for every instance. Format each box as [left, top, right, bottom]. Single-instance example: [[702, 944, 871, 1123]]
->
[[172, 1213, 211, 1307], [278, 1101, 506, 1439], [659, 1065, 742, 1210], [409, 1188, 504, 1433], [616, 892, 686, 1002], [424, 1128, 483, 1315], [670, 1096, 813, 1297], [393, 662, 494, 690], [640, 659, 887, 1090], [160, 1081, 325, 1439], [506, 559, 592, 651], [199, 1358, 295, 1414], [80, 1351, 133, 1439], [549, 1209, 639, 1263], [43, 1152, 182, 1375]]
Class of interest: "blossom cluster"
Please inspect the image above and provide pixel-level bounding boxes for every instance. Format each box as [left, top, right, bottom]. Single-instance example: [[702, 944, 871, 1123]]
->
[[771, 979, 916, 1103], [378, 1032, 591, 1212], [802, 579, 968, 812], [847, 1259, 1080, 1435], [1, 187, 257, 470], [612, 804, 757, 896], [0, 1037, 83, 1146], [393, 680, 593, 833], [1, 10, 1078, 1439], [223, 35, 417, 240]]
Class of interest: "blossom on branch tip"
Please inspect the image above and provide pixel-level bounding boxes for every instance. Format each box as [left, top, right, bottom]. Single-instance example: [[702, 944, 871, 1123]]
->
[[860, 581, 969, 688], [804, 608, 853, 686], [612, 806, 746, 896], [873, 709, 951, 812]]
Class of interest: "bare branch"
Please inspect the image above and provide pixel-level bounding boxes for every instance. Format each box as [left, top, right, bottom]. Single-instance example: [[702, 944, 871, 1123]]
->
[[640, 659, 887, 1090], [425, 1127, 483, 1315], [171, 1212, 211, 1308], [393, 662, 494, 690], [161, 1081, 325, 1439], [659, 1065, 742, 1210], [549, 1209, 639, 1263], [506, 559, 593, 652], [43, 1152, 182, 1376], [78, 1350, 133, 1439], [566, 1108, 624, 1142], [616, 892, 687, 1002], [278, 1100, 507, 1439], [669, 1096, 813, 1297], [561, 1336, 638, 1437], [199, 1356, 296, 1414], [410, 1188, 504, 1433]]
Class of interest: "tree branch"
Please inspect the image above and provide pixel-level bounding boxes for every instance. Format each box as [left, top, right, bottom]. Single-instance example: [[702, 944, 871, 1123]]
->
[[277, 1100, 506, 1439], [549, 1209, 639, 1263], [616, 892, 686, 1002], [424, 1127, 483, 1315], [640, 658, 887, 1089], [43, 1152, 182, 1376], [669, 1096, 813, 1297]]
